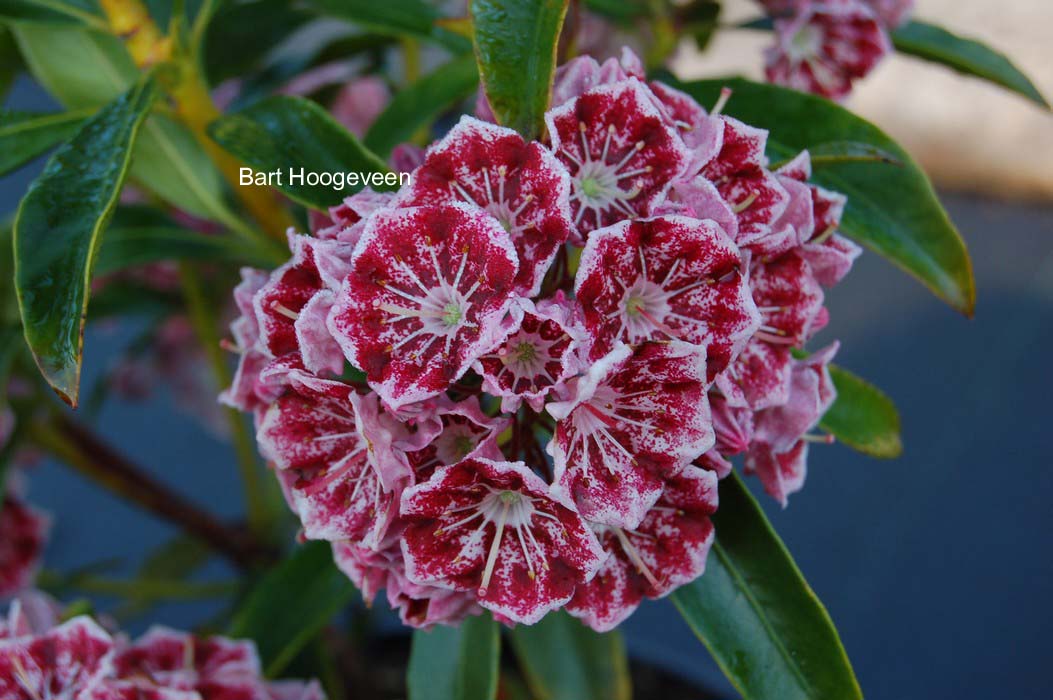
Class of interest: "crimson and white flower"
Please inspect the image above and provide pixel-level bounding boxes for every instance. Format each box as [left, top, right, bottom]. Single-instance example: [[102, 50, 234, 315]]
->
[[716, 252, 826, 410], [764, 0, 892, 100], [474, 297, 585, 413], [258, 372, 411, 546], [328, 203, 519, 410], [400, 457, 604, 625], [745, 342, 839, 504], [254, 233, 350, 377], [547, 79, 690, 237], [312, 189, 395, 245], [0, 616, 115, 700], [574, 215, 759, 378], [547, 341, 714, 528], [405, 396, 508, 481], [394, 116, 574, 296], [567, 466, 718, 631]]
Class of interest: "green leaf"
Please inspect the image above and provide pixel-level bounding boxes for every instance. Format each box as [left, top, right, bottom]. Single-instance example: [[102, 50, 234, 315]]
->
[[0, 0, 107, 29], [0, 26, 24, 100], [666, 77, 975, 315], [229, 541, 355, 678], [203, 0, 313, 84], [11, 24, 236, 224], [470, 0, 568, 140], [795, 140, 903, 168], [820, 364, 902, 458], [508, 610, 631, 700], [671, 473, 861, 700], [364, 53, 479, 158], [13, 76, 157, 406], [306, 0, 471, 53], [95, 225, 273, 274], [0, 109, 92, 176], [407, 614, 500, 700], [892, 20, 1049, 109], [208, 95, 397, 209], [582, 0, 648, 24]]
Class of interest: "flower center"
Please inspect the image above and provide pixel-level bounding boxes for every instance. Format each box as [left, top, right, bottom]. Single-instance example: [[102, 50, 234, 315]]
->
[[442, 302, 463, 327], [563, 122, 651, 229]]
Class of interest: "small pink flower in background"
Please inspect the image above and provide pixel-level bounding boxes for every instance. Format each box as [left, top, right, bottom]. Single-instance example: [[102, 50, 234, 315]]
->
[[328, 203, 519, 410], [567, 466, 718, 631], [400, 457, 604, 625], [764, 0, 892, 101], [862, 0, 914, 28], [547, 341, 713, 528], [546, 79, 690, 236], [394, 116, 574, 296], [0, 492, 49, 598]]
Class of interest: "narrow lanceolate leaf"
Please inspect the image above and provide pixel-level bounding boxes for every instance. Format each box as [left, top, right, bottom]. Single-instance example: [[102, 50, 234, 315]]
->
[[508, 611, 631, 700], [671, 474, 861, 700], [307, 0, 471, 53], [407, 614, 499, 700], [0, 109, 91, 176], [470, 0, 569, 140], [94, 226, 274, 274], [13, 77, 157, 407], [0, 0, 107, 29], [12, 24, 235, 223], [804, 140, 903, 168], [892, 20, 1049, 109], [364, 53, 480, 158], [820, 365, 902, 458], [209, 95, 396, 209], [667, 77, 975, 315], [229, 541, 355, 678]]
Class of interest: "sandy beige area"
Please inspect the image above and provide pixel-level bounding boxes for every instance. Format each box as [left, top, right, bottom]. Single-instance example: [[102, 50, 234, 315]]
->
[[672, 0, 1053, 200]]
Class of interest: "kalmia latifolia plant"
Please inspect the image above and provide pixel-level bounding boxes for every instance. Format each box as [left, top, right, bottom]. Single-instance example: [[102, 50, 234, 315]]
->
[[0, 0, 1044, 698]]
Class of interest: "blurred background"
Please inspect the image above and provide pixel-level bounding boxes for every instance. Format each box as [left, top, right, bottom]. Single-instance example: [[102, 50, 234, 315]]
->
[[2, 0, 1051, 698]]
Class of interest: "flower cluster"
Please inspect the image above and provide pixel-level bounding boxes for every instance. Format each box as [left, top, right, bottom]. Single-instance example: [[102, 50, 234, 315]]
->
[[0, 595, 323, 700], [759, 0, 914, 100], [223, 48, 859, 630]]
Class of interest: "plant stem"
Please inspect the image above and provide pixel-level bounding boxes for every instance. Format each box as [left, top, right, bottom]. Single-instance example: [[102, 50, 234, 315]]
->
[[39, 570, 238, 601], [27, 413, 267, 569], [178, 263, 277, 539]]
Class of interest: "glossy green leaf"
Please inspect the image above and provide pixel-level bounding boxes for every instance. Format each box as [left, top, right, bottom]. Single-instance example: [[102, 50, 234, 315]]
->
[[209, 95, 396, 209], [667, 77, 975, 315], [13, 77, 157, 406], [0, 0, 106, 29], [407, 614, 499, 700], [95, 225, 273, 274], [470, 0, 568, 140], [820, 364, 902, 458], [307, 0, 471, 53], [229, 541, 355, 678], [0, 109, 92, 176], [364, 53, 479, 157], [892, 20, 1049, 109], [12, 24, 235, 223], [799, 140, 903, 168], [508, 610, 631, 700], [671, 473, 861, 700]]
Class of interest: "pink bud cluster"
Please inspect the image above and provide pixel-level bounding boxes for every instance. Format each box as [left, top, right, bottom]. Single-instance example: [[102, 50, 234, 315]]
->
[[0, 595, 323, 700], [759, 0, 914, 99], [222, 48, 859, 630]]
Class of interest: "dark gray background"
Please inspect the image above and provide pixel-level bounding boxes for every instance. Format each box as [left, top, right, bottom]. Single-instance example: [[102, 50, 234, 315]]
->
[[4, 74, 1052, 699]]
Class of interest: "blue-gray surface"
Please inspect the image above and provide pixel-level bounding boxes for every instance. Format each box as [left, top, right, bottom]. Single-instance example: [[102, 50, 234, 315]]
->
[[3, 75, 1052, 700]]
